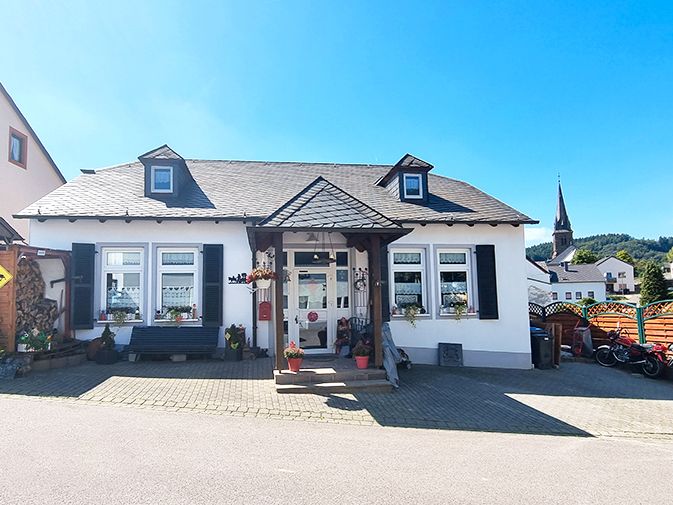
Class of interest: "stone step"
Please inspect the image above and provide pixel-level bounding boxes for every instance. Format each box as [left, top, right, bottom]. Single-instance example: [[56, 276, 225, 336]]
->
[[276, 379, 393, 394], [274, 367, 386, 385]]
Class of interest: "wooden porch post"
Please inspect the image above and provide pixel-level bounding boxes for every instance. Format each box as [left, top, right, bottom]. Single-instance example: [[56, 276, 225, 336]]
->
[[370, 235, 383, 367], [273, 232, 285, 370]]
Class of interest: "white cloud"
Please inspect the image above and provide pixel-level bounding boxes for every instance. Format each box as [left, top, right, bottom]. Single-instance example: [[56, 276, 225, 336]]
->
[[525, 226, 552, 246]]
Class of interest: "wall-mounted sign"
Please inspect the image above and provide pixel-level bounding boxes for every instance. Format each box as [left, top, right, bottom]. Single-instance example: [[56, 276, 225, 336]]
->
[[0, 264, 13, 289]]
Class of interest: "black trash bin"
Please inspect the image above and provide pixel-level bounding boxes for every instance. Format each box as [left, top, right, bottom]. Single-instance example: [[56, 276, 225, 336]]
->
[[530, 327, 553, 370]]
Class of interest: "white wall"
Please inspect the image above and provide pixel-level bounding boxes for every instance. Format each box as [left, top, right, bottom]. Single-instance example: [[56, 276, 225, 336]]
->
[[526, 260, 551, 305], [595, 257, 635, 293], [29, 219, 253, 347], [0, 92, 63, 239], [550, 281, 606, 302], [386, 223, 532, 368]]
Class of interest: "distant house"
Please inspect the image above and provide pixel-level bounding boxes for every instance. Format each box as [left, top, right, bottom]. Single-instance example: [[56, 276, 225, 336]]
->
[[0, 82, 65, 241], [525, 257, 551, 304], [17, 145, 538, 369], [547, 262, 606, 302], [595, 256, 635, 294]]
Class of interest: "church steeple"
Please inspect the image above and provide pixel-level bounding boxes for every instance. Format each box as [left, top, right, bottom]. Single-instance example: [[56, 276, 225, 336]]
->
[[552, 183, 573, 258]]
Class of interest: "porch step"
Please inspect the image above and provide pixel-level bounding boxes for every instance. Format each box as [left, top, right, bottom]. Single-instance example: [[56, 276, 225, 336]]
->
[[274, 367, 386, 385], [276, 379, 393, 394]]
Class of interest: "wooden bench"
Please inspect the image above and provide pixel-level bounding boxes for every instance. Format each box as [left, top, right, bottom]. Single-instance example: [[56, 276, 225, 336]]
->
[[128, 326, 219, 360]]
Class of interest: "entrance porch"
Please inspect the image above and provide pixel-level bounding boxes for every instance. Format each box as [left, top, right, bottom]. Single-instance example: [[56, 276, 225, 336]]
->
[[247, 176, 411, 372]]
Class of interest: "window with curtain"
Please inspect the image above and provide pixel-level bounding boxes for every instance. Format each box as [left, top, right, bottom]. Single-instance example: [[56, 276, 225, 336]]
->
[[157, 248, 199, 319], [437, 249, 473, 315], [8, 128, 27, 167], [390, 249, 426, 312], [101, 248, 144, 318]]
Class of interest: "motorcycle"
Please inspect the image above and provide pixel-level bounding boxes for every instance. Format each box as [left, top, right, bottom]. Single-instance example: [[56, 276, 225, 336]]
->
[[595, 327, 667, 378]]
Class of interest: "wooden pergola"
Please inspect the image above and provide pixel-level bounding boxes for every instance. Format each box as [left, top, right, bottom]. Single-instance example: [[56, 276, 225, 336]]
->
[[248, 228, 409, 370]]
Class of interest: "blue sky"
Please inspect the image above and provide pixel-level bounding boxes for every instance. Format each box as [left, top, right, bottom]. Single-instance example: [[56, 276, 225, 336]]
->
[[2, 1, 672, 244]]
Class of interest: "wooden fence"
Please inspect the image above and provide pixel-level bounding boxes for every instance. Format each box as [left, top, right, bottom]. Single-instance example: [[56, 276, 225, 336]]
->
[[529, 300, 673, 348]]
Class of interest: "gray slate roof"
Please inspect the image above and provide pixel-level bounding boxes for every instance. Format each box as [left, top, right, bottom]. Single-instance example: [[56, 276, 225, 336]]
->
[[548, 263, 605, 284], [16, 156, 537, 224], [258, 177, 402, 229]]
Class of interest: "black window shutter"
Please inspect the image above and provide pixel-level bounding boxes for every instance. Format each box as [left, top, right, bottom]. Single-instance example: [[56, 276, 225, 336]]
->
[[475, 245, 499, 320], [71, 243, 95, 329], [202, 244, 223, 327]]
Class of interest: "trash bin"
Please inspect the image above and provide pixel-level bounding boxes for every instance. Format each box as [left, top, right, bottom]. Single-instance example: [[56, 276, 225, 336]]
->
[[530, 327, 553, 370]]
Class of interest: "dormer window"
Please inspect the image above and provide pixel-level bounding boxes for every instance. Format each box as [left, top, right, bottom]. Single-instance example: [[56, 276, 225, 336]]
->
[[151, 166, 173, 193], [403, 173, 423, 199]]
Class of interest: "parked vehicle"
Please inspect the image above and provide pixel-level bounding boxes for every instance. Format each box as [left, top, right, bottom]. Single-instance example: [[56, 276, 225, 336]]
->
[[595, 327, 667, 378]]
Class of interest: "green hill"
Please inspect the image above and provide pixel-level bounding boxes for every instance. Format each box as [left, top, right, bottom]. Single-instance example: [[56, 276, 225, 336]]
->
[[526, 234, 673, 265]]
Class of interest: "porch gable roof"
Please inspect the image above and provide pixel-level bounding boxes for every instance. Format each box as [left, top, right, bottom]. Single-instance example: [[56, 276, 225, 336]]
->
[[257, 176, 403, 230]]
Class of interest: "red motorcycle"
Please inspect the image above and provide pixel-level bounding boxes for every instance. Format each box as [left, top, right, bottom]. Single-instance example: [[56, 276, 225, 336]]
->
[[595, 327, 667, 378]]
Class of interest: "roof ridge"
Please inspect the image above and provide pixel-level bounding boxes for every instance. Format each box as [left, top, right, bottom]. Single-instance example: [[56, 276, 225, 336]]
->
[[184, 158, 392, 168]]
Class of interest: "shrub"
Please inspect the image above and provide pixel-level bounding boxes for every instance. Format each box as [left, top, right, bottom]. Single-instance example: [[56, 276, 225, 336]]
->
[[639, 261, 669, 305]]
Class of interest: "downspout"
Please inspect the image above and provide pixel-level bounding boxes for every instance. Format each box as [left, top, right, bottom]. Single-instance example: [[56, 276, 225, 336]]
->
[[251, 233, 257, 348]]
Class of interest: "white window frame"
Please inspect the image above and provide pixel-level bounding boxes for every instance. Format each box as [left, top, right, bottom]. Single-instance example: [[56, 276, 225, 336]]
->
[[155, 247, 200, 322], [151, 165, 174, 193], [436, 248, 474, 316], [402, 173, 423, 199], [389, 248, 428, 316], [100, 247, 144, 321]]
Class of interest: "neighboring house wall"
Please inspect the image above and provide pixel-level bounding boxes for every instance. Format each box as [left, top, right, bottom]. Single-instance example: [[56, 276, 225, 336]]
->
[[550, 281, 606, 302], [526, 259, 551, 305], [385, 223, 531, 369], [29, 219, 253, 348], [0, 87, 64, 239], [595, 257, 635, 293]]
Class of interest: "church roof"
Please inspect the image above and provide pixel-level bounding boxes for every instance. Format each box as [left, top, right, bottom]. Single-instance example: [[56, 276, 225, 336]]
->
[[554, 183, 572, 232]]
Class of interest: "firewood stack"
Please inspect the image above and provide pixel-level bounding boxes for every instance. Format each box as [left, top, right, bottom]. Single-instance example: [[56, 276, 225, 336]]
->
[[15, 258, 59, 335]]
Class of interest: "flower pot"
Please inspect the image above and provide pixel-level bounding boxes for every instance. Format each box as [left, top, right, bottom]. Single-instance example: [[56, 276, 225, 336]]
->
[[287, 357, 303, 372], [255, 278, 272, 290], [17, 343, 28, 353], [355, 356, 369, 369], [95, 348, 119, 365], [224, 347, 243, 361]]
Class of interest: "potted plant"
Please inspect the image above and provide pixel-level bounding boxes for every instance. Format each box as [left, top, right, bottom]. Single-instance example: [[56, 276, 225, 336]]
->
[[283, 341, 304, 372], [94, 323, 119, 364], [224, 324, 245, 361], [404, 304, 421, 327], [245, 263, 277, 290], [352, 341, 372, 369], [454, 301, 467, 321], [17, 329, 52, 352]]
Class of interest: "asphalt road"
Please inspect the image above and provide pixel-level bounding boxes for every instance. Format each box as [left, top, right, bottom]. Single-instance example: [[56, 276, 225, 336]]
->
[[1, 396, 671, 505]]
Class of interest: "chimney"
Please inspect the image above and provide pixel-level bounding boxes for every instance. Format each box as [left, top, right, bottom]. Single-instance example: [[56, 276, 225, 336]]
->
[[562, 262, 569, 272]]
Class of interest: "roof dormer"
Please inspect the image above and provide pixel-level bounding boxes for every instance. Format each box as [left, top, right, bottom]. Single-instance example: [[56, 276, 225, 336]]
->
[[138, 145, 190, 199], [376, 153, 433, 204]]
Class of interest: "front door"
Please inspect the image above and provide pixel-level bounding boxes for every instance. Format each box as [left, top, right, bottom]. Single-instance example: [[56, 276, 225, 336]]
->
[[290, 269, 334, 353]]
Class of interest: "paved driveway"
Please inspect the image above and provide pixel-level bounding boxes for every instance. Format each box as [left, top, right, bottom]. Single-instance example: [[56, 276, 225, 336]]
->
[[1, 358, 672, 438]]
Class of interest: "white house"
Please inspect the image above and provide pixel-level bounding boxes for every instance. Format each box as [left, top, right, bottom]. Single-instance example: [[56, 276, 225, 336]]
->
[[0, 82, 65, 242], [17, 146, 537, 369], [595, 256, 635, 294], [547, 262, 607, 302]]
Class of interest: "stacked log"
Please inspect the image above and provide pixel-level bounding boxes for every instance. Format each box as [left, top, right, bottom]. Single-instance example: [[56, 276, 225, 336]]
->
[[15, 258, 59, 335]]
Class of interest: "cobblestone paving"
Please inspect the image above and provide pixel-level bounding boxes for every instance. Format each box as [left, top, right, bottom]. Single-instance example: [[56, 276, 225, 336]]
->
[[1, 358, 672, 438]]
